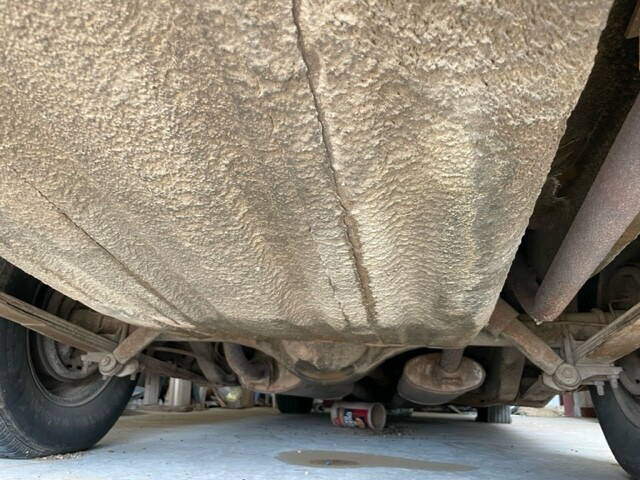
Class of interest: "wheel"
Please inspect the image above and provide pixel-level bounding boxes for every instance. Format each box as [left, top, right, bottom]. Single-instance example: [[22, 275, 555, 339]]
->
[[0, 262, 136, 458], [476, 405, 512, 424], [591, 352, 640, 479], [275, 394, 313, 414]]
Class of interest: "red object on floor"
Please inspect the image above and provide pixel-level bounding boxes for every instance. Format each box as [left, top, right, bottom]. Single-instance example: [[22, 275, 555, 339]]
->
[[562, 393, 575, 417]]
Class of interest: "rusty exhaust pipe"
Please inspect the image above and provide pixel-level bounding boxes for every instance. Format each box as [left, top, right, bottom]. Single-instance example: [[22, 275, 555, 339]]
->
[[397, 348, 485, 405], [532, 96, 640, 322], [222, 343, 268, 383], [438, 348, 464, 373]]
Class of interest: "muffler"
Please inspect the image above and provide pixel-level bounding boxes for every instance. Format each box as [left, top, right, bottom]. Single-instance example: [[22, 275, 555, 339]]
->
[[397, 350, 485, 405]]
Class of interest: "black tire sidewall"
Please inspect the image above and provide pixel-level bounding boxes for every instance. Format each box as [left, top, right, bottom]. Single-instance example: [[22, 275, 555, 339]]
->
[[591, 384, 640, 478], [0, 319, 135, 456], [0, 263, 135, 457]]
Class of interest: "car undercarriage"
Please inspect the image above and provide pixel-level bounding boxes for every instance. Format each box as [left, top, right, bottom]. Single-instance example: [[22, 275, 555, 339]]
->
[[1, 0, 640, 477]]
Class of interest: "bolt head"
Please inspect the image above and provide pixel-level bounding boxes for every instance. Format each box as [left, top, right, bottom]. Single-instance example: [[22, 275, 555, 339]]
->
[[554, 363, 581, 389], [99, 354, 118, 374]]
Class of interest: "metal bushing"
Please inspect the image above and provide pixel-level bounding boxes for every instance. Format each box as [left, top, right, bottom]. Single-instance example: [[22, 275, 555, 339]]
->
[[98, 353, 122, 376], [552, 363, 581, 390]]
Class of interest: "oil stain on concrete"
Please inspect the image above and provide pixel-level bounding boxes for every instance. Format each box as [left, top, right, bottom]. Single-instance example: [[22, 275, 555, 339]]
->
[[277, 450, 476, 472]]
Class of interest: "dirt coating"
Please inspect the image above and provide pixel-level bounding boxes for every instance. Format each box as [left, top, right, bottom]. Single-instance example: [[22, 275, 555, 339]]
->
[[0, 1, 611, 346]]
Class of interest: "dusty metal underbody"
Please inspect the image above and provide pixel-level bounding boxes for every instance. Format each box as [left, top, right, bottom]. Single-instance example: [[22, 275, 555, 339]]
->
[[0, 1, 614, 351]]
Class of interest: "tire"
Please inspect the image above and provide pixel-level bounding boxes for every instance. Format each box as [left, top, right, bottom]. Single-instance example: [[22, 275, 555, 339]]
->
[[276, 394, 313, 414], [591, 381, 640, 478], [0, 262, 136, 458], [476, 405, 512, 424]]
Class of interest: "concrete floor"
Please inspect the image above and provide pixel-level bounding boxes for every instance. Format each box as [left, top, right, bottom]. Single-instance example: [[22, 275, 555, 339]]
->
[[0, 408, 627, 479]]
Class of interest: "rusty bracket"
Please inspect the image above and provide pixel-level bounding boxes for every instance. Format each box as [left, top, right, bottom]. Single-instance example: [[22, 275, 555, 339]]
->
[[542, 363, 622, 393], [487, 299, 565, 376], [487, 298, 629, 392], [0, 291, 214, 385], [520, 363, 621, 399], [98, 327, 163, 377], [487, 299, 580, 390]]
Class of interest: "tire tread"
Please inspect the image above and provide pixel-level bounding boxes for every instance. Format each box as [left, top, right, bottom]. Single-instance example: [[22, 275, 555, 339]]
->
[[476, 405, 512, 424]]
